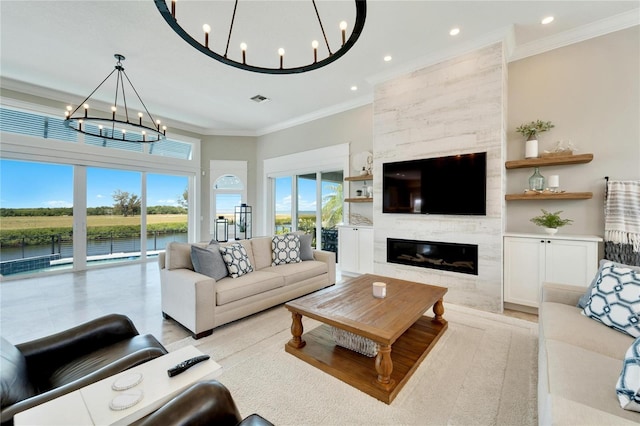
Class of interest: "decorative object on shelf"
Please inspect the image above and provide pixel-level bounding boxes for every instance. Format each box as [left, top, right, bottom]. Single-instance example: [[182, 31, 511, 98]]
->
[[547, 175, 560, 192], [215, 216, 229, 242], [530, 209, 573, 234], [64, 54, 166, 143], [356, 189, 363, 197], [353, 151, 373, 174], [234, 204, 252, 240], [348, 213, 373, 225], [154, 0, 366, 75], [359, 166, 367, 176], [542, 140, 576, 157], [528, 167, 546, 191], [516, 120, 555, 159]]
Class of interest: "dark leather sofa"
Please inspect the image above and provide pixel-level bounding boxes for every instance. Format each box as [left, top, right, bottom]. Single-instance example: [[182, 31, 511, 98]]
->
[[136, 380, 273, 426], [0, 314, 167, 425]]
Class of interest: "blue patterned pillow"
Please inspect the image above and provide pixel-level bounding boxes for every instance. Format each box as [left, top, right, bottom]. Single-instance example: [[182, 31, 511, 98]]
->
[[616, 337, 640, 412], [272, 234, 302, 266], [219, 243, 253, 278], [582, 262, 640, 338]]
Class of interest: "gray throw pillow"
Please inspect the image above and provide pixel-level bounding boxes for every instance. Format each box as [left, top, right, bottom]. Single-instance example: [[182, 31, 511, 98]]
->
[[191, 243, 228, 281], [288, 232, 314, 261], [578, 259, 640, 308]]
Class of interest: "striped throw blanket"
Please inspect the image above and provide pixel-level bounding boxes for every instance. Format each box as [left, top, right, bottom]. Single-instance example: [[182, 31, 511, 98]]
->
[[605, 180, 640, 265]]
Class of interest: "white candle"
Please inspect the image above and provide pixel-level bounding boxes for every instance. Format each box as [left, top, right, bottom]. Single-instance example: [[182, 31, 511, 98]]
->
[[548, 175, 559, 188], [373, 282, 386, 298]]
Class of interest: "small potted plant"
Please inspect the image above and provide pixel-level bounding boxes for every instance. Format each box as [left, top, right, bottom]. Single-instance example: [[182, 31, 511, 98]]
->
[[530, 209, 573, 234], [516, 120, 554, 159]]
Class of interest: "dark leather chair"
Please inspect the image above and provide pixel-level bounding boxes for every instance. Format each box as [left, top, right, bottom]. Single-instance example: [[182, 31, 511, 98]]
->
[[0, 314, 167, 425], [136, 380, 273, 426]]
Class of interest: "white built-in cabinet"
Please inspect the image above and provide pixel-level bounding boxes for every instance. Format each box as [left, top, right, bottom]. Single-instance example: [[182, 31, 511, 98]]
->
[[503, 233, 602, 308], [338, 226, 373, 275]]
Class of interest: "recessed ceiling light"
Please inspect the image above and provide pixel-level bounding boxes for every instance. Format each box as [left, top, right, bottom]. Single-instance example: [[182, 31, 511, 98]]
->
[[383, 55, 392, 62], [541, 16, 554, 25], [449, 27, 460, 36], [351, 86, 358, 91]]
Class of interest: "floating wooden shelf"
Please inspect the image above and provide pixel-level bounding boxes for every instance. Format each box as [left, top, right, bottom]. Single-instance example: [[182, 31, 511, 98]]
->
[[345, 174, 373, 181], [505, 192, 593, 201], [505, 153, 593, 169], [345, 197, 373, 203]]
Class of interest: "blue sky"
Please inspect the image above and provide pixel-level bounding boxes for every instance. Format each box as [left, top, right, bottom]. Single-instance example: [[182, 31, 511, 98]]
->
[[0, 159, 188, 209], [1, 159, 340, 214]]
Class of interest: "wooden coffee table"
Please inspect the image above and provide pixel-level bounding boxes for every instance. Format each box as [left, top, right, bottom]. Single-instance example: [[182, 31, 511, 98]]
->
[[285, 273, 447, 404]]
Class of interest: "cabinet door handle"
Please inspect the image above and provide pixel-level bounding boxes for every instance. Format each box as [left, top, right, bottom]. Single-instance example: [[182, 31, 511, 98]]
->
[[547, 240, 551, 243], [540, 240, 545, 243]]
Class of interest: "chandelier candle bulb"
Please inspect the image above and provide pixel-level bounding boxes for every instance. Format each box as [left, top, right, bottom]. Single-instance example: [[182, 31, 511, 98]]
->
[[340, 21, 347, 46], [111, 106, 117, 120], [373, 282, 386, 298], [171, 0, 176, 18], [240, 43, 247, 64], [203, 24, 210, 48], [78, 119, 83, 131], [98, 125, 103, 136], [83, 104, 89, 117], [138, 112, 143, 125], [278, 48, 285, 69], [312, 40, 318, 63]]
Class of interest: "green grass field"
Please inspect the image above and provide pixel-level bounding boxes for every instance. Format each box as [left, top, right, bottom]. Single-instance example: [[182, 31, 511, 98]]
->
[[0, 214, 187, 230]]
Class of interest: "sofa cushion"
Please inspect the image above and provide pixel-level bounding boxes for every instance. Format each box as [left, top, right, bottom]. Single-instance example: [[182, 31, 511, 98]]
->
[[578, 260, 640, 309], [250, 237, 273, 270], [191, 244, 228, 281], [272, 234, 302, 266], [541, 301, 633, 359], [263, 260, 327, 286], [617, 337, 640, 412], [221, 240, 255, 269], [582, 262, 640, 338], [216, 271, 284, 305], [289, 232, 314, 261], [1, 337, 35, 409], [220, 243, 254, 278], [166, 242, 198, 271], [545, 339, 640, 423]]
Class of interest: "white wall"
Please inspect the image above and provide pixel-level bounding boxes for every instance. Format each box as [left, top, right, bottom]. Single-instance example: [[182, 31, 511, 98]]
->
[[372, 43, 506, 313]]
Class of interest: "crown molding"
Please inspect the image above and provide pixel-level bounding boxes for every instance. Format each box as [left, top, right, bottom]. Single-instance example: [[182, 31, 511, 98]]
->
[[510, 9, 640, 62], [254, 94, 373, 137]]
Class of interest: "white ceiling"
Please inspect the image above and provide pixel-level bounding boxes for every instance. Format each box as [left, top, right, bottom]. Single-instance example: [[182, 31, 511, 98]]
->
[[1, 1, 638, 137]]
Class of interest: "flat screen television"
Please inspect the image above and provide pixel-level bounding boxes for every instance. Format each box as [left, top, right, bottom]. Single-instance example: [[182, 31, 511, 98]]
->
[[382, 152, 486, 215]]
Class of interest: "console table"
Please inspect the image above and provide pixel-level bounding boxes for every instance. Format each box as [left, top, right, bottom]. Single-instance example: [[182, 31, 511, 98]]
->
[[15, 346, 221, 426]]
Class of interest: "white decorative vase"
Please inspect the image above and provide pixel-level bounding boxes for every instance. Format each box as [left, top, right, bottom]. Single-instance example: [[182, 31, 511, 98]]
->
[[544, 228, 558, 235], [525, 139, 539, 159]]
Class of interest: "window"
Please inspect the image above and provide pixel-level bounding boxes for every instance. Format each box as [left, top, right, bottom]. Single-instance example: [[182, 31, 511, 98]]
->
[[210, 161, 248, 240]]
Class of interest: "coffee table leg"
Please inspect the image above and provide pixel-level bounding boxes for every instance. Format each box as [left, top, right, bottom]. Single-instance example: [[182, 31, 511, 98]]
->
[[433, 298, 445, 324], [287, 312, 306, 349], [375, 344, 394, 388]]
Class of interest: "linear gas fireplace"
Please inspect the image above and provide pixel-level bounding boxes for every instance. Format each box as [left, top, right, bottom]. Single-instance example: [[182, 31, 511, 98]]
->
[[387, 238, 478, 275]]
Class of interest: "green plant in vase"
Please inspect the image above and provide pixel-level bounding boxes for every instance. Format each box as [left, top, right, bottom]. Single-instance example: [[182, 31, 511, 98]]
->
[[530, 209, 573, 234], [516, 120, 554, 159]]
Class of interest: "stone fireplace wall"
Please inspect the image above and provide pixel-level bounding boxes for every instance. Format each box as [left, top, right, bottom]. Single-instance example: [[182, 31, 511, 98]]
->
[[372, 43, 506, 312]]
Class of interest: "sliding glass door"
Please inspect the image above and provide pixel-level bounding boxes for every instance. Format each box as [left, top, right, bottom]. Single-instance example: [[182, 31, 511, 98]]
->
[[272, 170, 343, 253], [0, 159, 74, 275]]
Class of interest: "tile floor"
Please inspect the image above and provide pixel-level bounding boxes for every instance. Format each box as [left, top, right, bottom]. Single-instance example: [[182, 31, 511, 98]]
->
[[0, 261, 537, 345]]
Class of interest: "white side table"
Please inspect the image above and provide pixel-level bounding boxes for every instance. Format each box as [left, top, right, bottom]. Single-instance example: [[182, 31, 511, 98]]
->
[[15, 345, 221, 426]]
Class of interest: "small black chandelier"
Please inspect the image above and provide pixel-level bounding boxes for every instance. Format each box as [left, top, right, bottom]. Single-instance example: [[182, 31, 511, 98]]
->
[[154, 0, 367, 75], [64, 54, 166, 143]]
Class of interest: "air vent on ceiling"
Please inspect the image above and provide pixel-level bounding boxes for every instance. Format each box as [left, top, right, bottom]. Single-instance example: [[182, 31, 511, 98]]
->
[[250, 94, 270, 103]]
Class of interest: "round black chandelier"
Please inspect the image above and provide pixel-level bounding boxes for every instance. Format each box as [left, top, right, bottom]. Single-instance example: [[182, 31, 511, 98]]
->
[[64, 54, 166, 143], [154, 0, 367, 74]]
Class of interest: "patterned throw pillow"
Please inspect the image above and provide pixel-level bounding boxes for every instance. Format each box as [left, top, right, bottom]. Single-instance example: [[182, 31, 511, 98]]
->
[[578, 260, 640, 309], [582, 262, 640, 338], [219, 243, 253, 278], [272, 234, 302, 266], [616, 337, 640, 412]]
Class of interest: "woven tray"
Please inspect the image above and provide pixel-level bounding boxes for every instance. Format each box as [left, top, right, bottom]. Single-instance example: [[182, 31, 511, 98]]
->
[[329, 326, 378, 357]]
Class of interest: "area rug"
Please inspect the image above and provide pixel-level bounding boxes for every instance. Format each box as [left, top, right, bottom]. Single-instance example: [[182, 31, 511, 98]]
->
[[166, 303, 538, 425]]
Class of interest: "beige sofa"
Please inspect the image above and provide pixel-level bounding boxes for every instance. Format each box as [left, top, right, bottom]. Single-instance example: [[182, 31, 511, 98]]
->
[[538, 282, 640, 425], [158, 237, 335, 338]]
